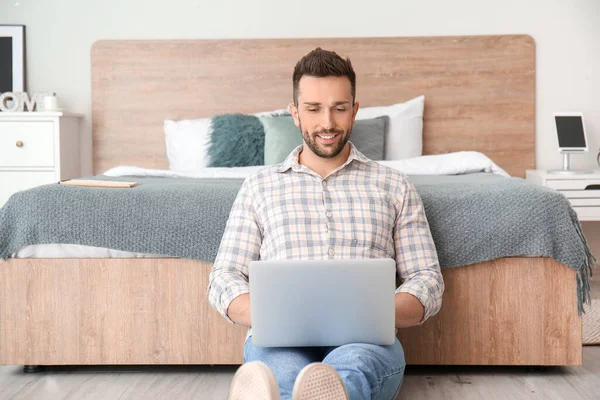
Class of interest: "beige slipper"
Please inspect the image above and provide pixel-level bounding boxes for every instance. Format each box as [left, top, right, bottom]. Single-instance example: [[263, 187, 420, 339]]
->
[[292, 362, 349, 400], [228, 361, 281, 400]]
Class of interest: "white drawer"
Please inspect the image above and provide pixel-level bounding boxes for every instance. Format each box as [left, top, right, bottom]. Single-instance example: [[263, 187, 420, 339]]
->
[[572, 206, 600, 222], [0, 122, 55, 167], [569, 198, 600, 207], [561, 190, 600, 199], [0, 171, 57, 207], [546, 179, 600, 190]]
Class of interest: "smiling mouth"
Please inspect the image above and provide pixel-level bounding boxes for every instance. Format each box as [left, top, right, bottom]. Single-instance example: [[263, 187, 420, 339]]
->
[[316, 133, 339, 143]]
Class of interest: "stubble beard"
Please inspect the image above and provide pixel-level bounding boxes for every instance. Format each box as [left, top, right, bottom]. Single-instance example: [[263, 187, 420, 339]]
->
[[299, 119, 351, 159]]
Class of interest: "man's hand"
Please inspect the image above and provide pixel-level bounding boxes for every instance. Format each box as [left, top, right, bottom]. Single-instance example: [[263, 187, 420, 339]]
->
[[395, 292, 425, 328], [226, 293, 252, 327], [227, 292, 424, 329]]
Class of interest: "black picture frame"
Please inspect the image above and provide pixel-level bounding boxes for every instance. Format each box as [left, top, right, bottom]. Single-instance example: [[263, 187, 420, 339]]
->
[[0, 25, 26, 93]]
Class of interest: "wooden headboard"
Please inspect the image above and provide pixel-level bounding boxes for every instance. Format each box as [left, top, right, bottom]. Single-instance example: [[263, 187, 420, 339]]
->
[[91, 35, 535, 177]]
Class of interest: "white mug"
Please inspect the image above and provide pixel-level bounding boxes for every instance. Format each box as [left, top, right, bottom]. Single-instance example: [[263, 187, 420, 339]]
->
[[43, 95, 59, 111]]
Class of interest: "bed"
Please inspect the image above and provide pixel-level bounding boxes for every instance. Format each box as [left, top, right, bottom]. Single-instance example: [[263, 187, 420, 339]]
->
[[0, 35, 589, 367]]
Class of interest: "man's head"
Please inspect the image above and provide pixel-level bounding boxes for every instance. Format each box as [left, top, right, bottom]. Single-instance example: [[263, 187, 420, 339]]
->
[[290, 48, 359, 160]]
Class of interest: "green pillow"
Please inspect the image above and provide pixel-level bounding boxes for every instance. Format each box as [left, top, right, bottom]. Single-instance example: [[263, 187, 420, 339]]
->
[[208, 113, 265, 167], [261, 115, 388, 165], [261, 116, 302, 165]]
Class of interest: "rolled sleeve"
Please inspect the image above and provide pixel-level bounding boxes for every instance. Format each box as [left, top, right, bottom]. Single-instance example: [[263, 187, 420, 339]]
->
[[394, 176, 445, 324], [396, 269, 444, 323], [207, 178, 262, 324]]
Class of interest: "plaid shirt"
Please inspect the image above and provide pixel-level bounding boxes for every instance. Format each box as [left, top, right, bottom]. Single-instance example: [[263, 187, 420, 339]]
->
[[208, 143, 444, 336]]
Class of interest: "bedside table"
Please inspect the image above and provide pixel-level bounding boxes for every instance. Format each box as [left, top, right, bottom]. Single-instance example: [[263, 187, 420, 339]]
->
[[0, 112, 83, 207], [526, 169, 600, 221]]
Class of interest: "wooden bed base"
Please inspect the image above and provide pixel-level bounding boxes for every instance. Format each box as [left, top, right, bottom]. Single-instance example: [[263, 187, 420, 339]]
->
[[0, 257, 581, 366]]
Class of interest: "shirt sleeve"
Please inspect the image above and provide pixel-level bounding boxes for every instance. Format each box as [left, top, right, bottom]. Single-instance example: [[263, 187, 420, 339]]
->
[[393, 175, 445, 324], [207, 178, 262, 324]]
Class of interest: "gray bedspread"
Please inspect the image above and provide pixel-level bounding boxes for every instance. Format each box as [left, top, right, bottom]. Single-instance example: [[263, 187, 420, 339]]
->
[[0, 173, 593, 312]]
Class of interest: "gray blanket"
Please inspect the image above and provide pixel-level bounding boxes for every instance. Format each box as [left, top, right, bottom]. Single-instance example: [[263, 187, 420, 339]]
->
[[0, 173, 593, 313]]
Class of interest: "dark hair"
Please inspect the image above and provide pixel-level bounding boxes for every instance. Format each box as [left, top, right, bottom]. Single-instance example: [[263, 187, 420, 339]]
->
[[292, 47, 356, 106]]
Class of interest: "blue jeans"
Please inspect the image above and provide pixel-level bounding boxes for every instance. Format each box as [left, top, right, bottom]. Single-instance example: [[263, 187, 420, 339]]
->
[[244, 336, 405, 400]]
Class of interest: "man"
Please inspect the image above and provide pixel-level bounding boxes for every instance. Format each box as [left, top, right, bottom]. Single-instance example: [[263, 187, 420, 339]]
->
[[208, 48, 444, 400]]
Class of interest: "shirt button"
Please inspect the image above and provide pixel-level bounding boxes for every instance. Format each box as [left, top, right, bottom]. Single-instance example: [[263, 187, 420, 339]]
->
[[328, 248, 335, 256], [322, 180, 327, 187], [326, 211, 333, 218]]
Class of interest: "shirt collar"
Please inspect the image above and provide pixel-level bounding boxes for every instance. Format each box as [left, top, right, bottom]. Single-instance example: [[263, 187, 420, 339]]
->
[[275, 141, 370, 174]]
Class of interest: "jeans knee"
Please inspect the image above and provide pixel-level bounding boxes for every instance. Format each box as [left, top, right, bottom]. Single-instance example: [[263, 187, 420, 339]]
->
[[377, 369, 404, 400], [391, 340, 406, 371]]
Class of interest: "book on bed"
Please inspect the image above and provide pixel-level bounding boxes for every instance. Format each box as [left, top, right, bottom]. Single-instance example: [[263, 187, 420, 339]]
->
[[59, 180, 139, 188]]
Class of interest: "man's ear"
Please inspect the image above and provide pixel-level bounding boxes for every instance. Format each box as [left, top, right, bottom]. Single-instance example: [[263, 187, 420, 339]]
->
[[289, 102, 300, 127], [352, 101, 360, 125]]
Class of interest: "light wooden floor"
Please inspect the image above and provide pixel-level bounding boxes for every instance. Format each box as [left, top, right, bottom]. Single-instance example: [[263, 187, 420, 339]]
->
[[0, 347, 598, 400]]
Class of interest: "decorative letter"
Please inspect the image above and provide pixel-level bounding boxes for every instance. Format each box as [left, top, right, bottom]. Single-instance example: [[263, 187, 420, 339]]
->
[[18, 92, 37, 111], [0, 92, 20, 112]]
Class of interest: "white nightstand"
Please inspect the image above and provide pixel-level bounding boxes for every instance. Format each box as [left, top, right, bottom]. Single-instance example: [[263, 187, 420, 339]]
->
[[526, 169, 600, 221], [0, 112, 83, 207]]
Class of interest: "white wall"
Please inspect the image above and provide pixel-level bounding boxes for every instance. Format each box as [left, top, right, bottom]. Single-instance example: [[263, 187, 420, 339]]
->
[[1, 0, 598, 175]]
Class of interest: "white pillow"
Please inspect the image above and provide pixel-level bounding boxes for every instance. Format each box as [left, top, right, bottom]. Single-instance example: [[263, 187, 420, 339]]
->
[[356, 95, 424, 160], [378, 151, 510, 177], [164, 108, 288, 172], [164, 118, 212, 172]]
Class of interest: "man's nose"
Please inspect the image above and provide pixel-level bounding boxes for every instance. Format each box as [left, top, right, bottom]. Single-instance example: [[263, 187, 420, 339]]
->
[[321, 110, 334, 130]]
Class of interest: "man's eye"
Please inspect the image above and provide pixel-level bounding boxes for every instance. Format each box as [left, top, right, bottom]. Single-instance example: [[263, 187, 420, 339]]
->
[[336, 108, 346, 112], [307, 109, 318, 112]]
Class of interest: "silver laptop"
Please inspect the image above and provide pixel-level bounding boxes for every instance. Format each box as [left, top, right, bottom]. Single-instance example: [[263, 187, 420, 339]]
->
[[248, 258, 396, 347]]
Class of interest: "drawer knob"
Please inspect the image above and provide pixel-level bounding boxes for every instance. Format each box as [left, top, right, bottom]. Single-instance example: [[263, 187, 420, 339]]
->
[[16, 141, 24, 148]]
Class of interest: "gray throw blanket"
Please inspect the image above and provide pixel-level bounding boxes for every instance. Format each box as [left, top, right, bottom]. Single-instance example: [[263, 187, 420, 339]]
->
[[0, 173, 593, 313]]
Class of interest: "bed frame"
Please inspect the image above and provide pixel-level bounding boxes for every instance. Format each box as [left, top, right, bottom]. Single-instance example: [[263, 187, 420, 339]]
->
[[0, 35, 583, 367]]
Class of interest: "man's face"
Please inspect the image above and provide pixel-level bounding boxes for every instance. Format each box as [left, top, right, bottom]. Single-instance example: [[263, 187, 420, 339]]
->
[[290, 76, 359, 159]]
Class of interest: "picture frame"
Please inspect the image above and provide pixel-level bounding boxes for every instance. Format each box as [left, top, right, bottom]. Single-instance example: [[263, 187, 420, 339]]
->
[[0, 25, 26, 93]]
